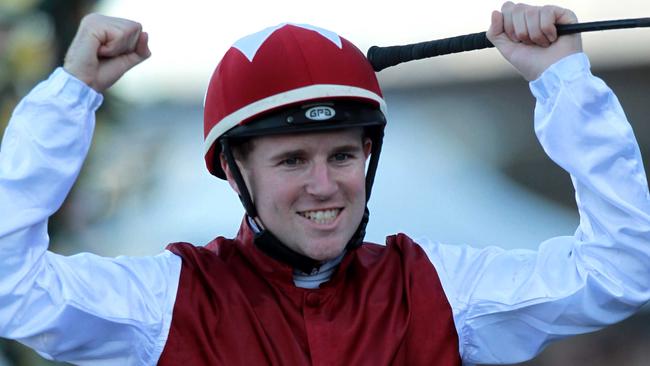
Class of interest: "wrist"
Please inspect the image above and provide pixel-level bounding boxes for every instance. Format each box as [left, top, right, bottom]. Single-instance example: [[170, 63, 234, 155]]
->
[[529, 52, 590, 101]]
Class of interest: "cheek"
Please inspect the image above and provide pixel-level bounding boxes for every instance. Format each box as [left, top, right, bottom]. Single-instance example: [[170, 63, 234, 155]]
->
[[250, 172, 301, 214], [344, 166, 368, 198]]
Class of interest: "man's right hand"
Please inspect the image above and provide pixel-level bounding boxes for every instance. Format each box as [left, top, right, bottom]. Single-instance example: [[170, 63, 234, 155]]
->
[[63, 14, 151, 93]]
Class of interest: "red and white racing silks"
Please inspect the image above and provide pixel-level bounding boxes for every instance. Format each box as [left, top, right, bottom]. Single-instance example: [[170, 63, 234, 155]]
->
[[1, 53, 650, 365]]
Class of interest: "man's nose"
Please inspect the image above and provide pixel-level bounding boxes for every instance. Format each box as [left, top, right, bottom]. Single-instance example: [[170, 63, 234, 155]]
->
[[305, 161, 337, 199]]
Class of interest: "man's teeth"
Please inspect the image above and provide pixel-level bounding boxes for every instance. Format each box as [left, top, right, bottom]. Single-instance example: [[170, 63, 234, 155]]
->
[[299, 209, 341, 224]]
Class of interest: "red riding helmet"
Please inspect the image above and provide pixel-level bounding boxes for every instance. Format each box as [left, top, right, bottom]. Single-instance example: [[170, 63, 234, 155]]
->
[[202, 23, 387, 179]]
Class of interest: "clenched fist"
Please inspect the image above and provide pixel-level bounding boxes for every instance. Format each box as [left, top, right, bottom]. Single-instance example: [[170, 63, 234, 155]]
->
[[487, 2, 583, 81], [63, 14, 151, 92]]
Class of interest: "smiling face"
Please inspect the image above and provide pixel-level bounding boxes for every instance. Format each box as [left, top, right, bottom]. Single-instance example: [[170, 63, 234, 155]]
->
[[222, 128, 372, 261]]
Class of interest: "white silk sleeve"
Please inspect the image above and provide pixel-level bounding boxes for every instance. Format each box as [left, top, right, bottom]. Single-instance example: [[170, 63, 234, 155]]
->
[[420, 53, 650, 365], [0, 68, 181, 365]]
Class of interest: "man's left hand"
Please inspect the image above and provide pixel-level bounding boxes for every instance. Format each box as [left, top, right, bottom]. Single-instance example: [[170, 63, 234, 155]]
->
[[487, 2, 583, 81]]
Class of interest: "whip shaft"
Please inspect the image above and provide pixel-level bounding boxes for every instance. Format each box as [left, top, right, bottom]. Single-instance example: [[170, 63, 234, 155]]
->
[[367, 18, 650, 72]]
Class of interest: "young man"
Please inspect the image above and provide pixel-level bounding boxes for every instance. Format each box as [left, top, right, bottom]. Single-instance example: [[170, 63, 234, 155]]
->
[[1, 2, 649, 365]]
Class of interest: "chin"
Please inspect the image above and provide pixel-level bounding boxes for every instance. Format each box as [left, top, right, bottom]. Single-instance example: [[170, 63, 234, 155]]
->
[[303, 240, 347, 262]]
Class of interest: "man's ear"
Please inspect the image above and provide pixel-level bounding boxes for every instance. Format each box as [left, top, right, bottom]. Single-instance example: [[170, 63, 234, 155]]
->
[[363, 137, 372, 159], [220, 152, 241, 195]]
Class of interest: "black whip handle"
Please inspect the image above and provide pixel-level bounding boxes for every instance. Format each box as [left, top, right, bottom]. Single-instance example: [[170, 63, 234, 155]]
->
[[367, 18, 650, 71]]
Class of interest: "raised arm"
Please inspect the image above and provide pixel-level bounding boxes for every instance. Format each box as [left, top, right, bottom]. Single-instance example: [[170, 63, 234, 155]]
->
[[421, 3, 650, 364], [0, 15, 179, 364]]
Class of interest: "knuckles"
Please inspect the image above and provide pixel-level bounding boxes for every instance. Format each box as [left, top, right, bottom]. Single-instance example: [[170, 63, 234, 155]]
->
[[501, 1, 515, 12], [498, 1, 577, 44], [79, 13, 107, 30], [524, 7, 538, 19], [79, 13, 143, 36]]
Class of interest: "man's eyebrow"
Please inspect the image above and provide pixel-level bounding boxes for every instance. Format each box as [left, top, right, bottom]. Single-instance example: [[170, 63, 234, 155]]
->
[[331, 144, 363, 153], [267, 143, 362, 161], [268, 148, 308, 161]]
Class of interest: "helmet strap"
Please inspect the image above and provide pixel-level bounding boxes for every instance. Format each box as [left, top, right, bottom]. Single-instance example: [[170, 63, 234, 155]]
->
[[363, 127, 384, 201], [249, 218, 322, 274], [221, 139, 257, 217], [343, 127, 384, 251]]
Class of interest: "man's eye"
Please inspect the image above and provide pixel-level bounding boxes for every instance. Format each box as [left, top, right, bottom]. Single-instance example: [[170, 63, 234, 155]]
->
[[281, 157, 301, 166], [332, 153, 351, 162]]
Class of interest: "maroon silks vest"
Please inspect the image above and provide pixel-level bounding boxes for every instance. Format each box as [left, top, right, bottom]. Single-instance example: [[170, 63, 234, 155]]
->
[[159, 222, 461, 365]]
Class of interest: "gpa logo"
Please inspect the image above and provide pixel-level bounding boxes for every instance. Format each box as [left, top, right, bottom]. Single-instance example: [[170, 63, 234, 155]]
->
[[305, 106, 336, 121]]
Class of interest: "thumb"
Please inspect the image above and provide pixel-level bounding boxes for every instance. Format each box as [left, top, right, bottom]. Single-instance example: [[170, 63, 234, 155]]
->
[[485, 9, 516, 60], [486, 10, 504, 42], [135, 31, 152, 60]]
